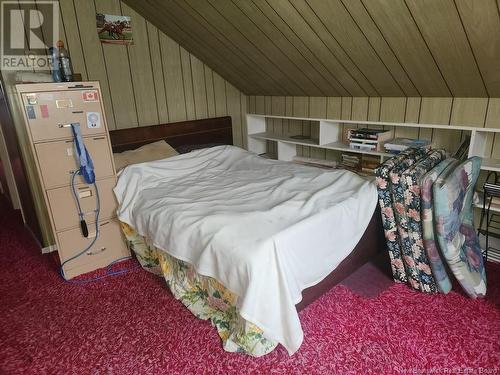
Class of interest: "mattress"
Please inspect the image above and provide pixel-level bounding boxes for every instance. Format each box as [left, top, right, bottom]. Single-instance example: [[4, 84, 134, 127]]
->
[[114, 145, 378, 354]]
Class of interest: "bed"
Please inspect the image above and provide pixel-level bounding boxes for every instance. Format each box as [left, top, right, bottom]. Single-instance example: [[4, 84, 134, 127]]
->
[[110, 117, 386, 356]]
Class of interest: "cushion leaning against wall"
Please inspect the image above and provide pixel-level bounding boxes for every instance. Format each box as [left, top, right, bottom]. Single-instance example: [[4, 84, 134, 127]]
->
[[433, 157, 486, 298], [374, 148, 428, 283], [420, 158, 458, 294], [398, 150, 446, 293]]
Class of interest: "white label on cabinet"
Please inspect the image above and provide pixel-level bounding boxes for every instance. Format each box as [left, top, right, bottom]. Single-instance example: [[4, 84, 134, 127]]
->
[[78, 190, 92, 199], [86, 112, 101, 129]]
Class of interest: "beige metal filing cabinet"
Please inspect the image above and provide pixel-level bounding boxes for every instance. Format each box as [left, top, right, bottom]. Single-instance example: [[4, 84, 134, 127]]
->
[[16, 82, 129, 279]]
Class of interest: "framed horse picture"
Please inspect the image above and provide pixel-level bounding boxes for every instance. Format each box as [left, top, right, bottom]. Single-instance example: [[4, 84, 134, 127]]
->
[[96, 13, 133, 45]]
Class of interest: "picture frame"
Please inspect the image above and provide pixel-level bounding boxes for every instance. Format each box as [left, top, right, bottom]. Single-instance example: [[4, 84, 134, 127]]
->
[[96, 13, 133, 45]]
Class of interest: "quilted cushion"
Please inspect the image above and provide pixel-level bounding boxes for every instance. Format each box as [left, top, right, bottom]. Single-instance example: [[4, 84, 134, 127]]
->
[[374, 147, 428, 283], [433, 157, 486, 298], [420, 158, 458, 294], [396, 150, 445, 293]]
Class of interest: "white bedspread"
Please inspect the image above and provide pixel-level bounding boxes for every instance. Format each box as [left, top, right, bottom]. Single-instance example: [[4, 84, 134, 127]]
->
[[114, 145, 377, 354]]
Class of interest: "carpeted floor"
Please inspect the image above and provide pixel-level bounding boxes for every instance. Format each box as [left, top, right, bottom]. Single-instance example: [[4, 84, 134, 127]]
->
[[0, 196, 499, 375]]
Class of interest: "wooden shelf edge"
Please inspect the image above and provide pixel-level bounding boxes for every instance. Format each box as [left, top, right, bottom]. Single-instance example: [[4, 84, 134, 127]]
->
[[246, 113, 500, 133], [480, 158, 500, 172]]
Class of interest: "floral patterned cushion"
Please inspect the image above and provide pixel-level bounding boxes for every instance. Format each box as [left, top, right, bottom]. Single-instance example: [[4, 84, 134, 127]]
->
[[421, 159, 458, 293], [433, 157, 486, 298], [395, 150, 445, 293], [375, 148, 428, 283]]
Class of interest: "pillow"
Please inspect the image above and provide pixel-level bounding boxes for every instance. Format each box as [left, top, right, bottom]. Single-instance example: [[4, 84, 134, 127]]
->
[[113, 140, 178, 171], [175, 142, 225, 154], [433, 156, 486, 298]]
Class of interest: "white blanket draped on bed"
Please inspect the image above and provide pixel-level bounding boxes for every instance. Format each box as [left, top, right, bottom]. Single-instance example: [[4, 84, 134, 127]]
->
[[114, 145, 378, 354]]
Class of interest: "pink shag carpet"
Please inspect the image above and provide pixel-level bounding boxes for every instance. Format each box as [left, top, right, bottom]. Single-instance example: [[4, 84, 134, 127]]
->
[[0, 197, 499, 374]]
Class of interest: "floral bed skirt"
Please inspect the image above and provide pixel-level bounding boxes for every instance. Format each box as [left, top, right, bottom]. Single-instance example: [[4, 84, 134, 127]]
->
[[119, 221, 277, 357]]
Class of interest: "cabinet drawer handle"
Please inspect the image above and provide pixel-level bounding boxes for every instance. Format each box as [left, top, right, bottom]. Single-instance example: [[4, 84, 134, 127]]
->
[[86, 247, 106, 256], [93, 137, 105, 140], [68, 84, 94, 89]]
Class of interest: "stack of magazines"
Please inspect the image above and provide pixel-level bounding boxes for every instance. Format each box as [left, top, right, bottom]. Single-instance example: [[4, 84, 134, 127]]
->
[[361, 154, 381, 174], [340, 153, 361, 170], [340, 152, 381, 176], [347, 128, 392, 151], [384, 138, 431, 153], [453, 136, 470, 160], [484, 182, 500, 198], [292, 156, 337, 169]]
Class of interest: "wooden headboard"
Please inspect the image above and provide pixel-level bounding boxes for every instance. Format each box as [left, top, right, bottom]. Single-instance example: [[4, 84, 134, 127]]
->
[[109, 116, 233, 152]]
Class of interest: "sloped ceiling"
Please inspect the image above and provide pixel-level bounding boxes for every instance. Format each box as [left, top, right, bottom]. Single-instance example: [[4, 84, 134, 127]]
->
[[123, 0, 500, 97]]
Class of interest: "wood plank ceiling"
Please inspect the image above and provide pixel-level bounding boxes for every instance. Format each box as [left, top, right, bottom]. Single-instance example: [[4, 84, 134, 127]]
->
[[123, 0, 500, 97]]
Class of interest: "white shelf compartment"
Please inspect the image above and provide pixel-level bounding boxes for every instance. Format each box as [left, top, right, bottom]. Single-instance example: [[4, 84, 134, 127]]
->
[[474, 200, 500, 213], [249, 132, 319, 147], [474, 188, 500, 213], [480, 158, 500, 172], [249, 132, 391, 158]]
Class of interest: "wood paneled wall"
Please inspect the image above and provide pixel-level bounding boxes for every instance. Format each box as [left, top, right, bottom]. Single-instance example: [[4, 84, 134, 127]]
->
[[248, 96, 500, 160], [2, 0, 247, 146], [67, 0, 247, 146]]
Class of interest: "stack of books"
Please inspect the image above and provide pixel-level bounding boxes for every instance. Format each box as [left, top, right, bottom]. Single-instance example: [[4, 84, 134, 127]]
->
[[484, 183, 500, 198], [340, 153, 361, 170], [340, 152, 382, 176], [292, 156, 338, 169], [347, 128, 392, 152], [453, 136, 470, 160], [384, 138, 431, 153], [361, 154, 381, 174]]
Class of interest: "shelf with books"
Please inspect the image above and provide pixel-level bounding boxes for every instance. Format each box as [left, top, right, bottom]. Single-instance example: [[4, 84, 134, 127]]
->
[[249, 132, 319, 147], [246, 114, 500, 171], [248, 133, 393, 159], [321, 141, 391, 158], [248, 114, 500, 133], [347, 128, 393, 153]]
